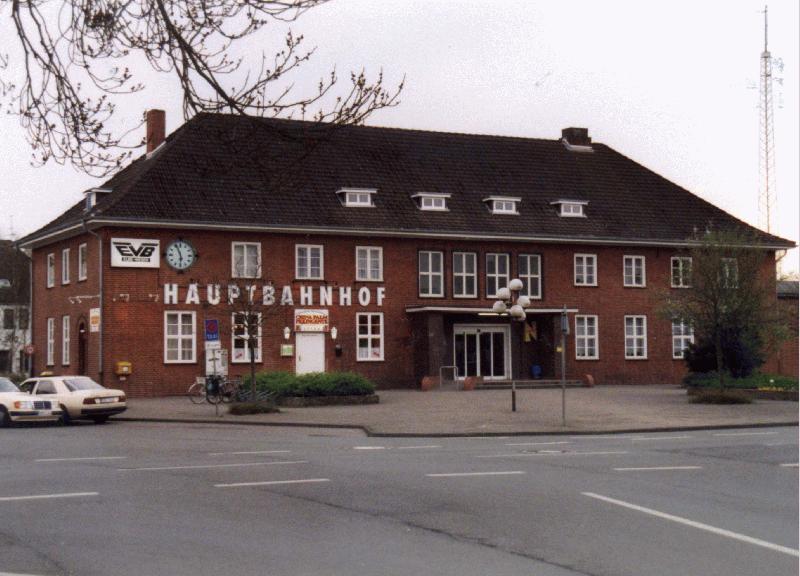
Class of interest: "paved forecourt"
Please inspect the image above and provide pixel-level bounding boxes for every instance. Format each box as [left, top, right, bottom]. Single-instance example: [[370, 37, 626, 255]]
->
[[1, 421, 797, 576]]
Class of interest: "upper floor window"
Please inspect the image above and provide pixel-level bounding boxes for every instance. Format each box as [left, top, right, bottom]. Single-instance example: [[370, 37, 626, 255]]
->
[[337, 188, 376, 207], [671, 256, 692, 288], [78, 243, 88, 281], [483, 196, 520, 215], [486, 253, 510, 298], [232, 242, 261, 279], [623, 255, 645, 287], [418, 251, 444, 297], [551, 200, 588, 217], [232, 313, 262, 363], [518, 254, 542, 299], [356, 247, 383, 281], [61, 248, 70, 285], [721, 258, 738, 289], [296, 245, 323, 280], [574, 254, 597, 286], [46, 253, 55, 288], [452, 252, 477, 298], [413, 193, 450, 211]]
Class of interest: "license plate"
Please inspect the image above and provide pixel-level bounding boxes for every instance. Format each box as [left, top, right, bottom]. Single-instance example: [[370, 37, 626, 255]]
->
[[99, 397, 116, 404]]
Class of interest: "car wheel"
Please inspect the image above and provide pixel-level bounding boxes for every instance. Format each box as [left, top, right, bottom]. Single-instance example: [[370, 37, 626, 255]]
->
[[0, 406, 10, 428], [59, 405, 71, 426], [91, 416, 109, 424]]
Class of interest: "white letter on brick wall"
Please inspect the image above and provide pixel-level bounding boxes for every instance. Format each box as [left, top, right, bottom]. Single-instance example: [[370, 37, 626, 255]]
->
[[320, 286, 333, 307], [358, 287, 371, 306], [262, 284, 275, 305], [280, 285, 294, 306], [300, 286, 313, 306], [164, 283, 178, 305], [228, 284, 241, 304], [185, 283, 200, 305], [246, 285, 257, 304], [376, 287, 385, 307], [339, 287, 351, 306], [207, 284, 221, 305]]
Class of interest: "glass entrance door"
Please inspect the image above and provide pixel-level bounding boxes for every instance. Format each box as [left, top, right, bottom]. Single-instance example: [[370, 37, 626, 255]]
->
[[453, 326, 508, 380]]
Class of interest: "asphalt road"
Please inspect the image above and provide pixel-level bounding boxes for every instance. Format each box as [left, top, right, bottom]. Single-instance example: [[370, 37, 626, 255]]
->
[[1, 422, 797, 576]]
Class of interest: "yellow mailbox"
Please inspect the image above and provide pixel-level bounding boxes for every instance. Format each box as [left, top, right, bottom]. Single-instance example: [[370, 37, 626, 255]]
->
[[114, 361, 132, 376]]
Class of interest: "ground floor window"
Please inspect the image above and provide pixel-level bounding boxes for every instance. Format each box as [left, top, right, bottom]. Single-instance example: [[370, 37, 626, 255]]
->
[[47, 317, 55, 366], [575, 315, 598, 359], [232, 313, 262, 363], [357, 313, 384, 361], [62, 315, 70, 366], [164, 311, 196, 363], [624, 315, 647, 359], [672, 320, 694, 359], [453, 325, 508, 380]]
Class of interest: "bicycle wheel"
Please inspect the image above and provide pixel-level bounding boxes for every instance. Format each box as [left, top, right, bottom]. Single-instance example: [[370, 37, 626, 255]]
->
[[188, 382, 206, 405], [220, 382, 236, 404]]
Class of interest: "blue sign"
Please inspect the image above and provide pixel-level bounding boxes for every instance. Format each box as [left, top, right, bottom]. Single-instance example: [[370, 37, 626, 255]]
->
[[205, 319, 220, 341]]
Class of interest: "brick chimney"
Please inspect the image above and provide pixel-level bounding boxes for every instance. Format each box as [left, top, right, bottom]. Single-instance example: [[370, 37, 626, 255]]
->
[[561, 127, 591, 147], [145, 109, 166, 153]]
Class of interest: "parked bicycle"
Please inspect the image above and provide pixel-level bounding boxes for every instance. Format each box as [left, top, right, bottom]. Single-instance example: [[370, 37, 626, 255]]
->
[[187, 375, 240, 405]]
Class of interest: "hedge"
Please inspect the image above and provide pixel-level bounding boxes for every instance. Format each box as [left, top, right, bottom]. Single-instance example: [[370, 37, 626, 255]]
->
[[242, 371, 376, 398], [683, 372, 798, 391]]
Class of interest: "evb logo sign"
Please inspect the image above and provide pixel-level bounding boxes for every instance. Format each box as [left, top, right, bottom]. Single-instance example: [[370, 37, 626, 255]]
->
[[111, 238, 161, 268]]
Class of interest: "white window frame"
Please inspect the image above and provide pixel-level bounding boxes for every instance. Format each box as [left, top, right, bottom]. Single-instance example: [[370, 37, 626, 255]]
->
[[486, 253, 510, 298], [574, 254, 597, 286], [452, 252, 477, 298], [78, 243, 88, 281], [231, 312, 262, 364], [421, 196, 446, 210], [671, 256, 692, 288], [356, 246, 383, 282], [61, 249, 70, 285], [164, 311, 197, 364], [357, 312, 384, 361], [46, 317, 55, 366], [418, 251, 444, 298], [62, 315, 70, 366], [624, 315, 648, 359], [518, 254, 542, 299], [575, 315, 599, 360], [623, 255, 646, 287], [560, 203, 585, 217], [46, 253, 55, 288], [231, 242, 261, 279], [672, 320, 694, 359], [295, 245, 324, 280], [490, 199, 518, 214], [338, 188, 376, 207]]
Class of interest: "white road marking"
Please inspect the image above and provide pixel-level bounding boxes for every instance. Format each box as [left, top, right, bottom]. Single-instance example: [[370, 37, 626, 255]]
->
[[35, 456, 127, 462], [208, 450, 291, 456], [0, 492, 99, 503], [779, 463, 798, 468], [478, 450, 629, 458], [353, 446, 387, 450], [118, 461, 307, 471], [427, 471, 525, 478], [216, 478, 331, 488], [765, 442, 796, 446], [1, 572, 54, 576], [396, 445, 442, 450], [630, 436, 692, 442], [570, 435, 635, 440], [613, 466, 703, 472], [505, 441, 571, 447], [713, 431, 778, 437], [583, 492, 799, 558]]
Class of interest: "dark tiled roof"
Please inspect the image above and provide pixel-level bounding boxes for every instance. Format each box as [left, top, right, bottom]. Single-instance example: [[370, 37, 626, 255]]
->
[[20, 114, 795, 248], [0, 240, 30, 304]]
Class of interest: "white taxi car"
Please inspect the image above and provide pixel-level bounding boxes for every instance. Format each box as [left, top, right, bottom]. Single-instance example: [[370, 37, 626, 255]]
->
[[19, 376, 126, 424], [0, 376, 63, 427]]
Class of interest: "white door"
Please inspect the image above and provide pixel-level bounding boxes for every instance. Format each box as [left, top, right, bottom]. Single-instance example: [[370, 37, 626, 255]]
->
[[295, 333, 326, 374]]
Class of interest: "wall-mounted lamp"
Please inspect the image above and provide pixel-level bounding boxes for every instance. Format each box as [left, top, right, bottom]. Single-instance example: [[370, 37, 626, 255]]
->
[[283, 327, 291, 340], [330, 327, 338, 340]]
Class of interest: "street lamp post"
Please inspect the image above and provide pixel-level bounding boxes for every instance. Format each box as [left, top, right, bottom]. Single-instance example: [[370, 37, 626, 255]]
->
[[492, 278, 530, 412]]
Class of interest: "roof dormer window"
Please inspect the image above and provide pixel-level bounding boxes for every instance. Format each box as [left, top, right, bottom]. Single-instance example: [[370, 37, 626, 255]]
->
[[337, 188, 376, 207], [483, 196, 520, 215], [551, 200, 588, 218], [83, 187, 112, 212], [412, 192, 450, 211]]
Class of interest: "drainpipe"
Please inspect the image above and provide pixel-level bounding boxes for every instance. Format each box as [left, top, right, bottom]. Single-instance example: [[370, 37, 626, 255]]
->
[[82, 219, 103, 385]]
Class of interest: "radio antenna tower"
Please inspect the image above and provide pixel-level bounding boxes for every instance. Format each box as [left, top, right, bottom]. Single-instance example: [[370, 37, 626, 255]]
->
[[758, 5, 777, 233]]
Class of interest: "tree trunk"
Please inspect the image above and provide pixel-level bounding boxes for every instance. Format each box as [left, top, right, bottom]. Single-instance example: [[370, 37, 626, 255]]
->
[[249, 336, 256, 402], [715, 328, 725, 389]]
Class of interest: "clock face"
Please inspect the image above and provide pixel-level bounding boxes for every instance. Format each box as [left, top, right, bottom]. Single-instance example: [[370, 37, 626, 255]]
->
[[165, 240, 196, 271]]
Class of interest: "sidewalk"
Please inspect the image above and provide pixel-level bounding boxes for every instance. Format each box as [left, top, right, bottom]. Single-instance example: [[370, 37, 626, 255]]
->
[[119, 386, 799, 436]]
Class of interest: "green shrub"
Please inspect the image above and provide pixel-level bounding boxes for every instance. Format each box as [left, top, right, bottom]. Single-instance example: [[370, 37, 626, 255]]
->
[[242, 371, 376, 398], [689, 389, 752, 404], [228, 401, 280, 415], [684, 371, 798, 391]]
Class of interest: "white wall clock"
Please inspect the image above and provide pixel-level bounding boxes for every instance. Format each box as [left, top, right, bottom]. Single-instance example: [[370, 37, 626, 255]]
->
[[165, 239, 197, 271]]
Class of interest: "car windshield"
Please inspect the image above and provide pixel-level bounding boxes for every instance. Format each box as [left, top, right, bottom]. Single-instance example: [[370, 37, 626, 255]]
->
[[63, 377, 105, 392], [0, 378, 19, 393]]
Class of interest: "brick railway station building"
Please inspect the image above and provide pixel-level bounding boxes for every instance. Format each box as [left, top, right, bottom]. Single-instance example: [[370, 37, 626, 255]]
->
[[18, 111, 795, 396]]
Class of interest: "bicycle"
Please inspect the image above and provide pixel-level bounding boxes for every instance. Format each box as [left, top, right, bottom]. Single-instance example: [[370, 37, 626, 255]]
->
[[187, 375, 240, 405]]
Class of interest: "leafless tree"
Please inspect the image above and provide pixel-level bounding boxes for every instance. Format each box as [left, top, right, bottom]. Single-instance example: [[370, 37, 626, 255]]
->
[[0, 0, 403, 176]]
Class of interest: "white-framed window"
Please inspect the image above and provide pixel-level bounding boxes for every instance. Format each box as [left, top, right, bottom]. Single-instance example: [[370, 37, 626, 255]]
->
[[357, 312, 384, 361], [356, 246, 383, 282], [418, 251, 444, 297], [575, 315, 599, 359], [484, 196, 520, 215], [452, 252, 477, 298], [721, 258, 738, 288], [46, 317, 55, 366], [232, 313, 262, 363], [61, 249, 70, 284], [486, 253, 510, 298], [296, 245, 323, 280], [574, 254, 597, 286], [624, 315, 647, 359], [164, 311, 196, 363], [672, 320, 694, 359], [519, 254, 542, 299], [413, 193, 450, 211], [46, 253, 55, 288], [78, 243, 88, 281], [671, 256, 691, 288], [338, 188, 376, 207], [62, 315, 70, 366], [623, 255, 646, 287], [553, 201, 587, 217], [232, 242, 261, 279]]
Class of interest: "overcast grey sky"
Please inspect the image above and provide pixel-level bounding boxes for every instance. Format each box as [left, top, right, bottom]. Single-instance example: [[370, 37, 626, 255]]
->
[[0, 0, 797, 271]]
